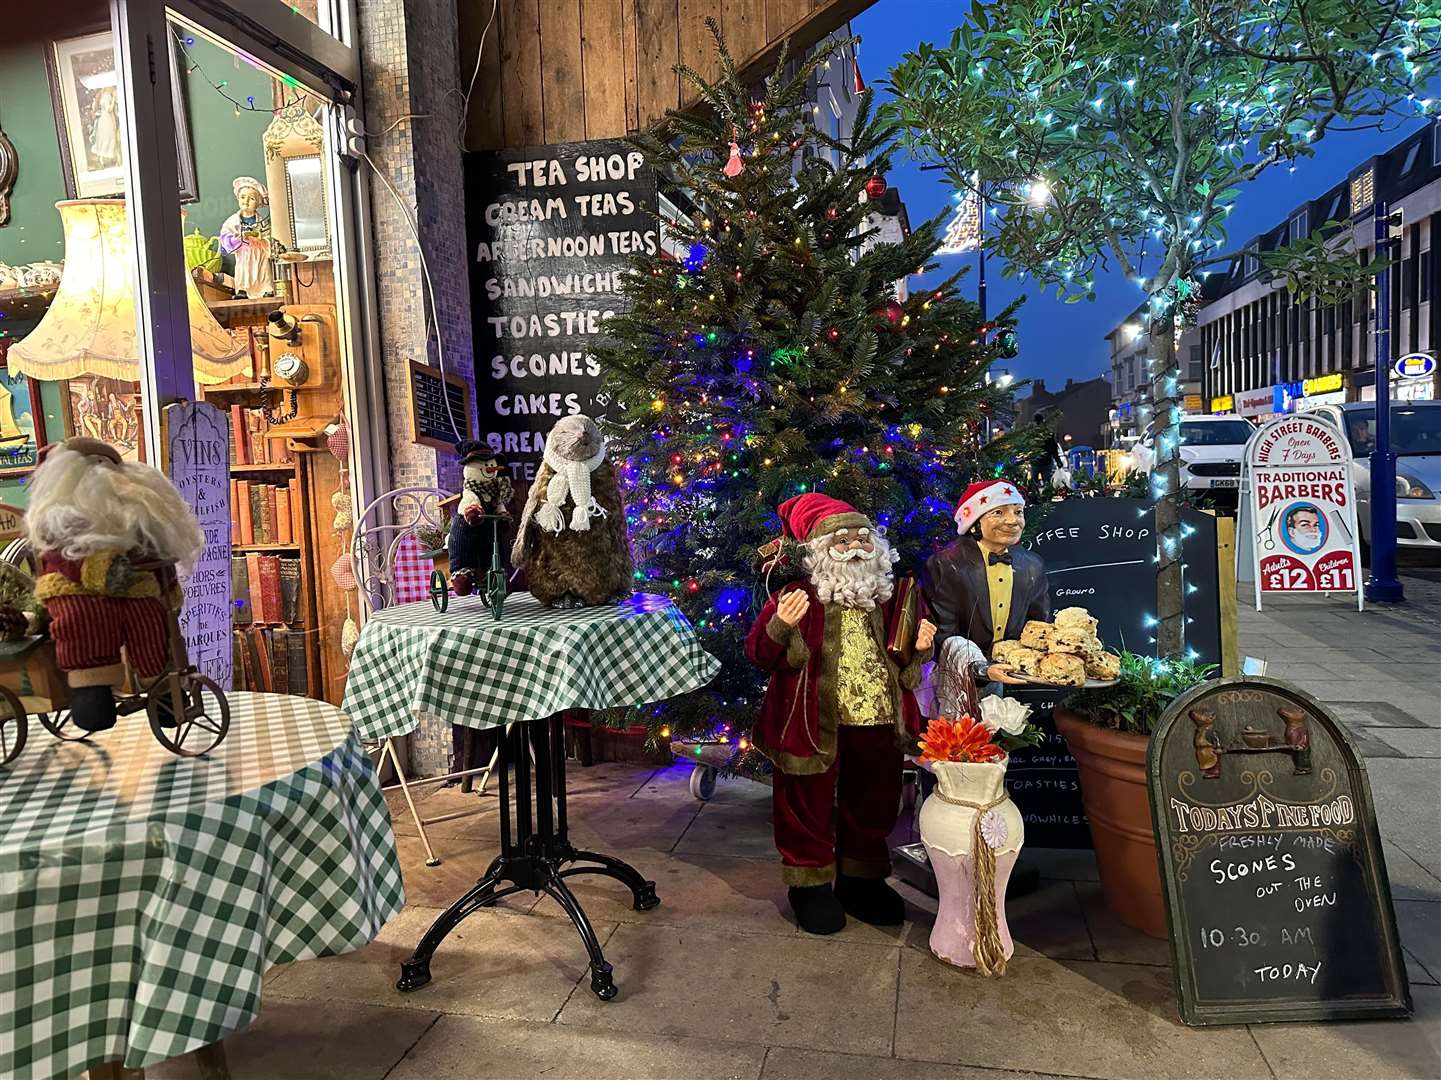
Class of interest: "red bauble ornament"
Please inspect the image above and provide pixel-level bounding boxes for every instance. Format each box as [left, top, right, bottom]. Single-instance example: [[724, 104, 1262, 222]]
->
[[825, 326, 841, 343], [826, 206, 839, 220], [819, 229, 835, 245], [871, 300, 904, 328], [864, 175, 887, 199]]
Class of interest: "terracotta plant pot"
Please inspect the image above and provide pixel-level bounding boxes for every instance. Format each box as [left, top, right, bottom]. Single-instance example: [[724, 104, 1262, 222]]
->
[[1054, 707, 1167, 939]]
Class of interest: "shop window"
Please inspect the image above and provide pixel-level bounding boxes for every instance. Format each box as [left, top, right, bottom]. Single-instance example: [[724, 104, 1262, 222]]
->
[[167, 26, 357, 704], [1244, 243, 1259, 278], [1423, 251, 1432, 304], [1351, 167, 1375, 213], [1399, 139, 1422, 178], [1401, 257, 1415, 308]]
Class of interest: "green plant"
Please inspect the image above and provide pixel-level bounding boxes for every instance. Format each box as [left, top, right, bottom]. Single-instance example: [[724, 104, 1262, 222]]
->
[[1064, 651, 1217, 736]]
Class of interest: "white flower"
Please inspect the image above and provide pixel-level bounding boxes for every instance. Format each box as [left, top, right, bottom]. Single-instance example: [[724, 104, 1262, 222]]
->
[[980, 809, 1009, 850], [979, 695, 1032, 736]]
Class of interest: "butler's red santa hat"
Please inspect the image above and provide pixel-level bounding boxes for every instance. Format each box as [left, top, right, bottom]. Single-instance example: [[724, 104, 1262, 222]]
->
[[778, 492, 871, 541], [954, 479, 1025, 535]]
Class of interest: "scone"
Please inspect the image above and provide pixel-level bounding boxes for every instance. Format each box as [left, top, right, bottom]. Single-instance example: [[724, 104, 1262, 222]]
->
[[1019, 620, 1053, 650], [1050, 627, 1095, 655], [1037, 652, 1086, 686], [995, 642, 1042, 675], [1084, 651, 1121, 680], [1053, 606, 1099, 633], [991, 639, 1028, 664]]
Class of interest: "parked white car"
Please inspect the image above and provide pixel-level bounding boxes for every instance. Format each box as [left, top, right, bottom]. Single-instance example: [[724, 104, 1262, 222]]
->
[[1309, 401, 1441, 550], [1138, 414, 1253, 498]]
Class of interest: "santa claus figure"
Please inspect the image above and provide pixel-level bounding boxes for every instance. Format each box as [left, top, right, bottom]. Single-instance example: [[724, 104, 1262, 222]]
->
[[27, 438, 204, 732], [745, 493, 935, 935], [924, 479, 1048, 660]]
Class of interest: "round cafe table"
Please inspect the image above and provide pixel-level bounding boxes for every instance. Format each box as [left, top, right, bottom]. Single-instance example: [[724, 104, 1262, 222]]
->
[[342, 591, 718, 999], [0, 692, 405, 1080]]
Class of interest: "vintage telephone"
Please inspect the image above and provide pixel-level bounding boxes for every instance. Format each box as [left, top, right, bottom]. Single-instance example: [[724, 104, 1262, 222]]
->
[[257, 305, 335, 433]]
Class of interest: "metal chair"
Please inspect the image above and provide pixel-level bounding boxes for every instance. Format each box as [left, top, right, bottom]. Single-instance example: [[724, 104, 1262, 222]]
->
[[350, 486, 505, 866]]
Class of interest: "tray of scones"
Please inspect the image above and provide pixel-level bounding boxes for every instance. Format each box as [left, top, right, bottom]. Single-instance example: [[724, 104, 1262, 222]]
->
[[990, 606, 1121, 688]]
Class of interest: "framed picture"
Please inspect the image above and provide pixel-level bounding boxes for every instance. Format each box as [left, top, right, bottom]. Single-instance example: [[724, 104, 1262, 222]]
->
[[63, 375, 143, 463], [0, 350, 46, 475], [45, 28, 198, 202]]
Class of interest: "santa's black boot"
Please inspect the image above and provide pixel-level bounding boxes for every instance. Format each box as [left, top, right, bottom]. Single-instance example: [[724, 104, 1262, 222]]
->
[[788, 884, 846, 935], [69, 685, 118, 732], [835, 875, 905, 926]]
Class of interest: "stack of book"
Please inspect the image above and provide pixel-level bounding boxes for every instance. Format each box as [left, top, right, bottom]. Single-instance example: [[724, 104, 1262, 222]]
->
[[228, 404, 296, 466], [229, 480, 303, 546], [230, 553, 309, 695]]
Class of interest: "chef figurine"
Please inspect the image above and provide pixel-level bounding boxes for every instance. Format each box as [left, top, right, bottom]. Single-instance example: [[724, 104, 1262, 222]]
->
[[923, 479, 1048, 670], [219, 176, 275, 299]]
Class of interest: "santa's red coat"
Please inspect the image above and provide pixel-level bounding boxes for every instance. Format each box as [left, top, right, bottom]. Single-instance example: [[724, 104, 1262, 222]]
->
[[744, 581, 929, 776]]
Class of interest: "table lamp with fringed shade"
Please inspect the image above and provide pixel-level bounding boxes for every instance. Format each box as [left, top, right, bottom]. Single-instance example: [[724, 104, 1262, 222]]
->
[[7, 199, 249, 384]]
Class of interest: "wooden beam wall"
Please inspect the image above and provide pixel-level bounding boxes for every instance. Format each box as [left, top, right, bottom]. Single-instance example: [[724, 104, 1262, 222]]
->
[[458, 0, 872, 150]]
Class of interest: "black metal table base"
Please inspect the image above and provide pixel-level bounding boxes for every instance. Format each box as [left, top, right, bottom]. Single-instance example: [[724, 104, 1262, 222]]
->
[[395, 714, 658, 1001]]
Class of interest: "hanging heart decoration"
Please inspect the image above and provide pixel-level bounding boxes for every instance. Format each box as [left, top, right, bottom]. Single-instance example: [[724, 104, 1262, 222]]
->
[[331, 490, 354, 532], [341, 616, 360, 657], [327, 418, 351, 467], [330, 553, 357, 592]]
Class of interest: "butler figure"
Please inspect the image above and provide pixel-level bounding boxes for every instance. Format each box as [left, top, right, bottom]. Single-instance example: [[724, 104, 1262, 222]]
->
[[924, 479, 1048, 659], [746, 494, 935, 935]]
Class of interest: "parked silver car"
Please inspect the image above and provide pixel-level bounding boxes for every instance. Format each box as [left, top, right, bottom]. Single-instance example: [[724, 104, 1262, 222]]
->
[[1310, 401, 1441, 550]]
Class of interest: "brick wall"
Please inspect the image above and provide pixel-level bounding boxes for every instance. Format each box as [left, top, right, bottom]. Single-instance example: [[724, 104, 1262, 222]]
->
[[356, 0, 476, 774]]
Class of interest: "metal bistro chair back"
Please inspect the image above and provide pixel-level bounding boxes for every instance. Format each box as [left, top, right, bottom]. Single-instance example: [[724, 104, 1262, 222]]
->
[[352, 486, 451, 615], [349, 486, 504, 866]]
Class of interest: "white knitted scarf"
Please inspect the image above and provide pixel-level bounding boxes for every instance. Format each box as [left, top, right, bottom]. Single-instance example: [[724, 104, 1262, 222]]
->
[[533, 440, 607, 533]]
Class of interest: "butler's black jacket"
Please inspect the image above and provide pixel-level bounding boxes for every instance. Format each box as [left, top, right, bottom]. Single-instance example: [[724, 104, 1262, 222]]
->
[[922, 535, 1050, 657]]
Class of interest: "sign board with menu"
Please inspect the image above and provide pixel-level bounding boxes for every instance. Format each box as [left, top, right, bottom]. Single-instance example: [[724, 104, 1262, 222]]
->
[[1148, 676, 1410, 1026], [163, 402, 232, 690], [407, 359, 473, 452], [1241, 415, 1362, 611], [465, 138, 657, 480]]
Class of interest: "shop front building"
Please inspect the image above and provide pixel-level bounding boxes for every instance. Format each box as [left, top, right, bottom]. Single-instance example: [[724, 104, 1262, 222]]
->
[[1198, 121, 1441, 412], [0, 0, 438, 715]]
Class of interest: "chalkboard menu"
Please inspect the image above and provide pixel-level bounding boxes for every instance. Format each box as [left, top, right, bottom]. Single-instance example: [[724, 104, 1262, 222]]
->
[[1028, 498, 1222, 666], [1005, 498, 1225, 847], [465, 138, 658, 479], [407, 359, 472, 451], [1005, 684, 1090, 848], [164, 402, 232, 690], [1149, 676, 1411, 1025]]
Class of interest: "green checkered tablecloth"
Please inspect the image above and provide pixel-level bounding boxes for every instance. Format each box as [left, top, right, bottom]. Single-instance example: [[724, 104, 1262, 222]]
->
[[0, 692, 405, 1080], [343, 592, 720, 740]]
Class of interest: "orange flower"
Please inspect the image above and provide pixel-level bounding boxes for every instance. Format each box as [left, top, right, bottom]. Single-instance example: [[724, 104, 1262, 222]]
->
[[918, 715, 1005, 765]]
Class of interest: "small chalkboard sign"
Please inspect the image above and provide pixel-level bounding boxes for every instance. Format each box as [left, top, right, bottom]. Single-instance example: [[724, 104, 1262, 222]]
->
[[408, 359, 472, 451], [1148, 676, 1411, 1025]]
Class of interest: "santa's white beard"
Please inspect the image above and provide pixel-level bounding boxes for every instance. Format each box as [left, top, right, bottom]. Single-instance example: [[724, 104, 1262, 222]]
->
[[26, 447, 205, 572], [804, 534, 897, 610]]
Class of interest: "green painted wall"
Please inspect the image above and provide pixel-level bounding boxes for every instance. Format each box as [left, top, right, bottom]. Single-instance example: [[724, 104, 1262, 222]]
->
[[0, 27, 272, 509], [0, 33, 273, 266]]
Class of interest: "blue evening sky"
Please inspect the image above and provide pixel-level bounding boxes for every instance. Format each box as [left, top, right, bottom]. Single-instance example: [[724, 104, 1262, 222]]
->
[[851, 0, 1434, 393]]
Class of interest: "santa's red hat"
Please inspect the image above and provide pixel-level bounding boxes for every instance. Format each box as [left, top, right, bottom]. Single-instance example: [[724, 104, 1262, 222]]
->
[[954, 479, 1024, 535], [778, 493, 870, 542]]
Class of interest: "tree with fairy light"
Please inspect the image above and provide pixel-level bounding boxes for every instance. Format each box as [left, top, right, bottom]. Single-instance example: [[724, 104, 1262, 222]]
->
[[594, 23, 1030, 761], [885, 0, 1433, 658]]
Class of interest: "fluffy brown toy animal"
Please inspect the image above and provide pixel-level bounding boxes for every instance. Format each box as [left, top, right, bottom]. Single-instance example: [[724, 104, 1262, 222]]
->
[[510, 415, 633, 608]]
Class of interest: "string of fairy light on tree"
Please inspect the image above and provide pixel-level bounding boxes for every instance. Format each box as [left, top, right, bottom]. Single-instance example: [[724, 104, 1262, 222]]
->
[[593, 23, 1045, 757]]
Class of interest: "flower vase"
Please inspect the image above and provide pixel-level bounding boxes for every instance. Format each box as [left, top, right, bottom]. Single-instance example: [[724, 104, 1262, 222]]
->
[[918, 758, 1024, 975]]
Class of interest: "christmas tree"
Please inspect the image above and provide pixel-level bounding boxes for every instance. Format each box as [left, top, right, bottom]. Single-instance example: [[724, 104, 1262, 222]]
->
[[595, 23, 1028, 763]]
